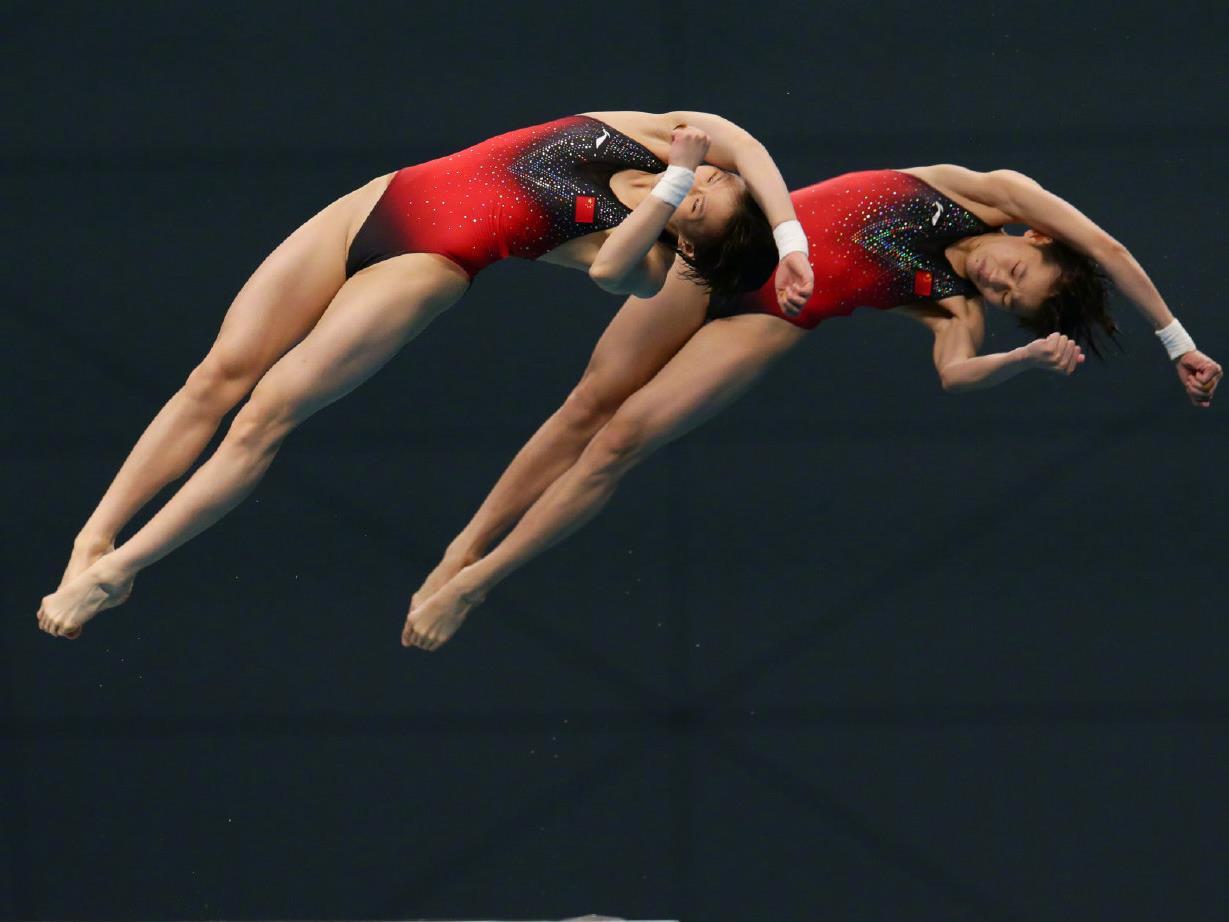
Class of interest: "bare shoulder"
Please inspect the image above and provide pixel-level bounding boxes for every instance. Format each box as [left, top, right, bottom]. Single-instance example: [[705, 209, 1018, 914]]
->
[[582, 111, 673, 160], [896, 165, 1016, 227]]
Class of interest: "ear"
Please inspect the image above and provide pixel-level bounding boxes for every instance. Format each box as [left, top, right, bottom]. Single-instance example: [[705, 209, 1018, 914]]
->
[[1022, 228, 1054, 246], [676, 236, 696, 259]]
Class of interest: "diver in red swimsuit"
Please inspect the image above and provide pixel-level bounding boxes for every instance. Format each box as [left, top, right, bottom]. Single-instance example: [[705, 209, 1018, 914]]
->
[[38, 110, 813, 640], [716, 169, 996, 327], [403, 163, 1223, 650], [345, 115, 686, 280]]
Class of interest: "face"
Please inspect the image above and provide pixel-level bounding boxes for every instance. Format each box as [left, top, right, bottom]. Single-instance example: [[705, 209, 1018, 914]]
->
[[966, 230, 1062, 316], [672, 165, 747, 252]]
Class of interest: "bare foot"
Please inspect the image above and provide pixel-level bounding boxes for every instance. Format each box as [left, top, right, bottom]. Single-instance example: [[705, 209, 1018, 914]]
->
[[38, 554, 135, 639], [409, 549, 477, 614], [402, 576, 487, 651], [59, 534, 117, 588]]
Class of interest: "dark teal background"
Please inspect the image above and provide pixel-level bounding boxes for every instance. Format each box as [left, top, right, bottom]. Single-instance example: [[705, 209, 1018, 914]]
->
[[3, 2, 1227, 920]]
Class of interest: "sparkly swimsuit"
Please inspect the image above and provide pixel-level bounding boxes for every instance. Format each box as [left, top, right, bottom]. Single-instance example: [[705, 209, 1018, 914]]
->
[[726, 170, 993, 328], [345, 115, 666, 280]]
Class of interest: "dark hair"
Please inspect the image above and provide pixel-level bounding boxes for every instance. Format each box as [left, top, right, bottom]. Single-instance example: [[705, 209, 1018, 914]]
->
[[1016, 239, 1119, 359], [676, 188, 778, 299]]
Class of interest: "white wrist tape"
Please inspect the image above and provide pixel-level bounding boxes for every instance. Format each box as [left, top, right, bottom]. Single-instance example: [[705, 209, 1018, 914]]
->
[[650, 165, 695, 209], [1155, 318, 1196, 360], [772, 219, 808, 260]]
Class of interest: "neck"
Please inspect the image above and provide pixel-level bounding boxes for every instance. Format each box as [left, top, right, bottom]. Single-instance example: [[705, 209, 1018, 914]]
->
[[610, 168, 681, 236], [944, 235, 983, 280]]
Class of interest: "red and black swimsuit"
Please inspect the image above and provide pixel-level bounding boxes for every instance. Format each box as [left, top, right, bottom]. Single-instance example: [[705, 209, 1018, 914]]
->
[[345, 115, 667, 280], [726, 170, 993, 328]]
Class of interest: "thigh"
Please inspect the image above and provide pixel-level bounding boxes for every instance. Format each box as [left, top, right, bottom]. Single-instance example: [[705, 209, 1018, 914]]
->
[[580, 258, 711, 405], [247, 252, 469, 423], [206, 173, 395, 379], [611, 313, 806, 454]]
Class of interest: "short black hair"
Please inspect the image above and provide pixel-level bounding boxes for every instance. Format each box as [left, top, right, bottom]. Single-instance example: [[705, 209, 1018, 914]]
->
[[1017, 239, 1120, 359], [676, 188, 778, 299]]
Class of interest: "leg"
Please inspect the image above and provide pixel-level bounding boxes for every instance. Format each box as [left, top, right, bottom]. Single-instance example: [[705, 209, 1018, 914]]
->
[[38, 253, 468, 638], [411, 260, 709, 606], [405, 313, 805, 650], [61, 174, 394, 586]]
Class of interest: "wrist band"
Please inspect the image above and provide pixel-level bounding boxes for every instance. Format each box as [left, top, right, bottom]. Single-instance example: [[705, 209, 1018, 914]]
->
[[772, 219, 808, 260], [1156, 318, 1196, 360], [650, 165, 695, 209]]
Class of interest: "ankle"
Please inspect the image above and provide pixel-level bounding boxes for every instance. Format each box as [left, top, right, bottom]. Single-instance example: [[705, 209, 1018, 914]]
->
[[443, 540, 482, 569], [73, 532, 116, 554], [453, 564, 492, 603], [90, 552, 136, 586]]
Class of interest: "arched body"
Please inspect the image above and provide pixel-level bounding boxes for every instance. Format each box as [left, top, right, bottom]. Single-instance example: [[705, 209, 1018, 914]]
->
[[36, 110, 810, 638], [401, 164, 1223, 649]]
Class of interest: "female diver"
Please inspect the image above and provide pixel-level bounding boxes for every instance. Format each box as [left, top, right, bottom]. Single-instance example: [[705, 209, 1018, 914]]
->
[[401, 164, 1222, 650], [36, 110, 815, 639]]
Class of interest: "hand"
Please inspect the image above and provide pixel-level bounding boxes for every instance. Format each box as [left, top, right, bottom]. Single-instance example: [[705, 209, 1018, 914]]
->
[[774, 252, 813, 316], [1176, 349, 1223, 408], [668, 125, 710, 171], [1023, 332, 1085, 375]]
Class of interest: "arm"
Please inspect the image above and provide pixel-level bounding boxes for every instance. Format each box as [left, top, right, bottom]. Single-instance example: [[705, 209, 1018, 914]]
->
[[923, 165, 1222, 403], [896, 302, 1083, 393], [982, 167, 1174, 329], [588, 127, 710, 297], [667, 111, 797, 229], [669, 110, 813, 308], [587, 110, 812, 307]]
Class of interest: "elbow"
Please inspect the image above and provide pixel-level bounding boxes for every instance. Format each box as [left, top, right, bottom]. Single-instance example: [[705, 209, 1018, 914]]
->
[[742, 135, 767, 155], [590, 264, 661, 298], [939, 370, 965, 394], [733, 135, 767, 166], [1092, 238, 1128, 264], [588, 262, 625, 294]]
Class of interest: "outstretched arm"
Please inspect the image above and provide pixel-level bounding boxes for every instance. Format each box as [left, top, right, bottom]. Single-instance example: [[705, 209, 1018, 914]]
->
[[923, 164, 1222, 404]]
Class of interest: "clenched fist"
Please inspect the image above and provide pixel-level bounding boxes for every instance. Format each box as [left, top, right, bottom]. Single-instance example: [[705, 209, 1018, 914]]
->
[[668, 125, 710, 171], [1176, 349, 1223, 407], [1024, 332, 1084, 375], [775, 252, 814, 315]]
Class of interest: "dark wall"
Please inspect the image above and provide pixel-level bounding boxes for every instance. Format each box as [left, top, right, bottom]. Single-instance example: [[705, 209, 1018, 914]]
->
[[3, 3, 1227, 920]]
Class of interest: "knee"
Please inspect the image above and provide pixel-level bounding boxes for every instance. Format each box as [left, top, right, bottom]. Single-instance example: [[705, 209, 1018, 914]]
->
[[558, 374, 623, 435], [585, 413, 652, 476], [225, 384, 299, 453], [184, 350, 261, 415]]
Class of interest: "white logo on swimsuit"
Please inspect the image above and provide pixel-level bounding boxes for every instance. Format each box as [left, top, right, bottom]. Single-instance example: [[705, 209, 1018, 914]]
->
[[931, 201, 944, 226], [595, 129, 610, 149]]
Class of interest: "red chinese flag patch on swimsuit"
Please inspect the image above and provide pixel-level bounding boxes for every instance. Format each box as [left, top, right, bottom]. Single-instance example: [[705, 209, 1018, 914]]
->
[[574, 195, 596, 223], [913, 270, 934, 297]]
